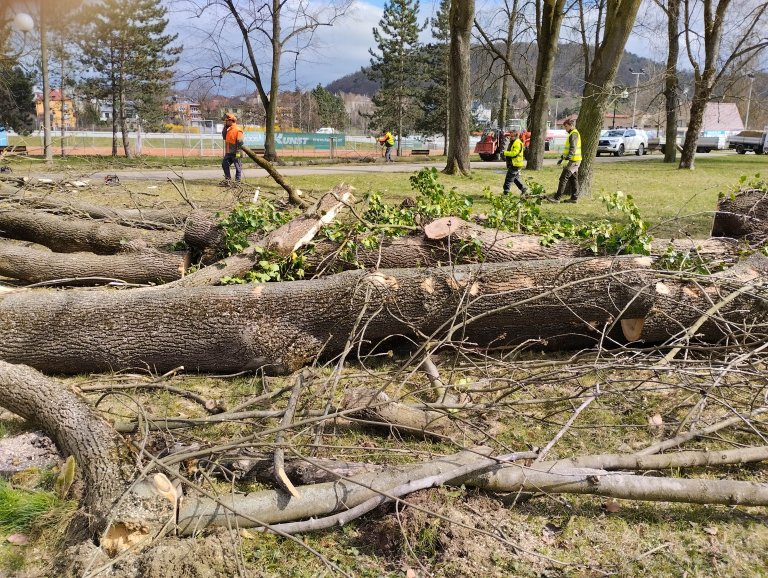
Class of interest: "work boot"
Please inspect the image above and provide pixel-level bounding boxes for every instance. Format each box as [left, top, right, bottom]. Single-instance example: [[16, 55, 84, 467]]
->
[[544, 195, 561, 203], [563, 198, 577, 203], [218, 179, 232, 187]]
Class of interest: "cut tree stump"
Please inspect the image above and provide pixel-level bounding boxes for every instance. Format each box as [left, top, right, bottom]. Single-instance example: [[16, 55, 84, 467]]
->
[[711, 188, 768, 243]]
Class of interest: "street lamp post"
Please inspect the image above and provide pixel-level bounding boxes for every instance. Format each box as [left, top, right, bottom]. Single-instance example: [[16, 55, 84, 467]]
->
[[629, 67, 646, 128], [554, 95, 561, 125], [745, 73, 756, 129], [612, 89, 629, 128]]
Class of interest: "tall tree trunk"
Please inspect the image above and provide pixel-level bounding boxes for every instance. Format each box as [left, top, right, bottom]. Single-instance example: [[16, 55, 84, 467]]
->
[[678, 0, 729, 169], [663, 0, 680, 163], [443, 0, 474, 176], [265, 1, 281, 162], [577, 0, 642, 195], [527, 0, 566, 170]]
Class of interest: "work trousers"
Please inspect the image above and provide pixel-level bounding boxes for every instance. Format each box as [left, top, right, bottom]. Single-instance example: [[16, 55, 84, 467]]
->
[[503, 166, 527, 194], [222, 153, 242, 181], [383, 145, 393, 162], [556, 161, 580, 199]]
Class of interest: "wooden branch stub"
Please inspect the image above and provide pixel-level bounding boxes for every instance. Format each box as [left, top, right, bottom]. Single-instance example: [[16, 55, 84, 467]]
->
[[620, 317, 646, 341]]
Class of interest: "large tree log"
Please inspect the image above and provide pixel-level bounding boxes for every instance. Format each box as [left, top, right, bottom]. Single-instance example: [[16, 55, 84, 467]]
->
[[0, 256, 654, 374], [0, 188, 190, 228], [619, 253, 768, 343], [0, 209, 181, 254], [711, 188, 768, 242], [0, 241, 188, 284]]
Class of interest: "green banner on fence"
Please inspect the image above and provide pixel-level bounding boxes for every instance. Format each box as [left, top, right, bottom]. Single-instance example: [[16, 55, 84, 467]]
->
[[244, 131, 346, 149]]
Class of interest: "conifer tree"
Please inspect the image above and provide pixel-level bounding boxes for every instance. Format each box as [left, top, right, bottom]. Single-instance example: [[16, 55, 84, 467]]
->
[[77, 0, 180, 156], [311, 85, 347, 130], [368, 0, 425, 157], [416, 0, 450, 154], [0, 20, 35, 134]]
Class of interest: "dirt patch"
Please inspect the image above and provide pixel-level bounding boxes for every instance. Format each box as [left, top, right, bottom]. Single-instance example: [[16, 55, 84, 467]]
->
[[0, 431, 60, 476]]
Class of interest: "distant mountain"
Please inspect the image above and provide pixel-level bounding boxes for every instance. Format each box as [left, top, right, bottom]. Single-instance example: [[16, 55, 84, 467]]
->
[[325, 68, 379, 96], [325, 47, 661, 102]]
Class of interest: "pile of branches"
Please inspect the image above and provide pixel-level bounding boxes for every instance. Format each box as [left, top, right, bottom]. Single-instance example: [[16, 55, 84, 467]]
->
[[0, 176, 767, 576]]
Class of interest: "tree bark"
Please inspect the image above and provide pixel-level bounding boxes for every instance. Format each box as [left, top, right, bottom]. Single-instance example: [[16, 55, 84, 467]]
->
[[663, 0, 681, 164], [0, 361, 130, 531], [526, 0, 566, 171], [0, 210, 181, 254], [443, 0, 474, 176], [0, 241, 188, 285], [711, 188, 768, 243], [0, 256, 654, 375], [576, 0, 642, 195]]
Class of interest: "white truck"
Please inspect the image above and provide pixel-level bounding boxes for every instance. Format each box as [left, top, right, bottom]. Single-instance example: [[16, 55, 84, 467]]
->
[[728, 129, 768, 154], [596, 128, 649, 156]]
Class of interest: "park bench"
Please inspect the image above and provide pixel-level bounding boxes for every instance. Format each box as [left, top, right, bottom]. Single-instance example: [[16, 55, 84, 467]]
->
[[410, 149, 430, 156], [0, 145, 28, 155]]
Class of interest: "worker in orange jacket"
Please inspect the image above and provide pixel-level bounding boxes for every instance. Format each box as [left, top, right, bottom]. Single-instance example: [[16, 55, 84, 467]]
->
[[221, 112, 244, 185]]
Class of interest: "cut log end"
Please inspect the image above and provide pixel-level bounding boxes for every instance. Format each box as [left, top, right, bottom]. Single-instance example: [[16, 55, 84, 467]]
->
[[621, 317, 646, 341]]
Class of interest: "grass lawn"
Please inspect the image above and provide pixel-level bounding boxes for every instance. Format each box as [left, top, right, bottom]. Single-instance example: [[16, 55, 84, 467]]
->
[[267, 153, 763, 239]]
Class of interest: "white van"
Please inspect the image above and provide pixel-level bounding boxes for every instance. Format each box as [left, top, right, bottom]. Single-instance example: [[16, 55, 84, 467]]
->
[[317, 127, 337, 134]]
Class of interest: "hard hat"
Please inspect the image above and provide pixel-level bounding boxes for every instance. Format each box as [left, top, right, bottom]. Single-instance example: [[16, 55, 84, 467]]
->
[[223, 113, 236, 121]]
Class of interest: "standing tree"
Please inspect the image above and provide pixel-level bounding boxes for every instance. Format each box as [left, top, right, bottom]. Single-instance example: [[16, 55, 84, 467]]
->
[[78, 0, 180, 157], [474, 0, 566, 170], [368, 0, 425, 157], [0, 17, 35, 134], [658, 0, 681, 163], [415, 0, 450, 155], [189, 0, 352, 161], [311, 85, 346, 130], [678, 0, 768, 169], [574, 0, 641, 194], [443, 0, 474, 175]]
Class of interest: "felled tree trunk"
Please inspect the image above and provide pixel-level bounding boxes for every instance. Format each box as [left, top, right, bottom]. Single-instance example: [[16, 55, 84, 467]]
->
[[0, 256, 654, 374], [0, 361, 130, 531], [0, 188, 190, 228], [618, 253, 768, 344], [0, 241, 188, 284], [0, 210, 181, 254], [711, 188, 768, 243]]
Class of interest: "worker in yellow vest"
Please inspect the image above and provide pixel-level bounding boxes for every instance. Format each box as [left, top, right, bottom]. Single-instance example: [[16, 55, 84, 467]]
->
[[502, 129, 529, 195], [549, 118, 582, 203], [377, 129, 394, 162]]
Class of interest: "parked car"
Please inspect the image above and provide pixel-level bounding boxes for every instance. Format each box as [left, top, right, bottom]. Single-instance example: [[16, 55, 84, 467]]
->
[[317, 127, 337, 134], [596, 128, 649, 157]]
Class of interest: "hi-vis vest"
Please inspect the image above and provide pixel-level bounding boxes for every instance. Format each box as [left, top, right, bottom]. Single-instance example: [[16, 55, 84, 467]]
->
[[379, 131, 394, 146], [504, 138, 525, 167], [224, 123, 244, 154], [563, 128, 582, 162]]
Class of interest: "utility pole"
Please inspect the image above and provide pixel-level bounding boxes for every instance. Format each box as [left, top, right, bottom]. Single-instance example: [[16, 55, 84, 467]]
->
[[745, 73, 756, 129], [629, 67, 646, 128]]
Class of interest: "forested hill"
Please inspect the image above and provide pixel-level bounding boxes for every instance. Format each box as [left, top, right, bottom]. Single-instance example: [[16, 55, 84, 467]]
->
[[325, 69, 379, 96], [324, 46, 659, 100]]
